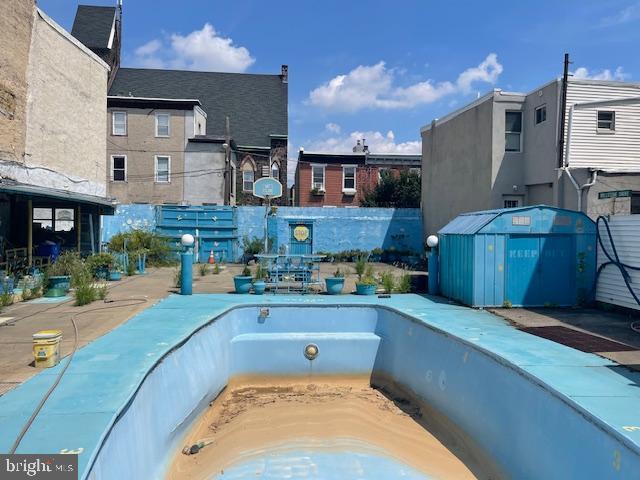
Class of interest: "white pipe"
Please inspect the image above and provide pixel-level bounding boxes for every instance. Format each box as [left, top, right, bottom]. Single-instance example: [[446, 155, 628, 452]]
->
[[563, 168, 598, 212]]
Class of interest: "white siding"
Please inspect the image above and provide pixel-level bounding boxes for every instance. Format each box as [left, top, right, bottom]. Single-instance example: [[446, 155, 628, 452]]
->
[[566, 81, 640, 171], [596, 215, 640, 310]]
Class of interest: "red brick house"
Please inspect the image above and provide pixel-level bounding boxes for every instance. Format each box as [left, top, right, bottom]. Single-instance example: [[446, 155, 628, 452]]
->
[[294, 142, 421, 207]]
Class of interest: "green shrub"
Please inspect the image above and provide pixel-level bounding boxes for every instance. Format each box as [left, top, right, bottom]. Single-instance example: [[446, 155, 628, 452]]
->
[[74, 283, 96, 306], [0, 291, 14, 307], [380, 271, 395, 294], [358, 275, 378, 287], [354, 255, 368, 281], [254, 264, 267, 280], [96, 284, 108, 300], [213, 264, 220, 275], [108, 230, 172, 266], [332, 268, 344, 278], [47, 251, 84, 279], [397, 273, 412, 293], [242, 236, 264, 259], [85, 253, 115, 277], [241, 265, 251, 277], [198, 263, 209, 276]]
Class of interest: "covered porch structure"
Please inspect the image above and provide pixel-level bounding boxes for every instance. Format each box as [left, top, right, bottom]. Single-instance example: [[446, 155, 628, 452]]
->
[[0, 180, 115, 275]]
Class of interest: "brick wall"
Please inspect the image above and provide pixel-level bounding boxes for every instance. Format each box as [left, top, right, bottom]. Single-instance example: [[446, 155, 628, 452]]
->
[[296, 163, 412, 206], [236, 138, 288, 206], [0, 0, 34, 162]]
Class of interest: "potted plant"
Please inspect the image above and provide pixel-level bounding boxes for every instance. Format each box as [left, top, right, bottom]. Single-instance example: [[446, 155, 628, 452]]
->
[[234, 265, 253, 294], [355, 264, 378, 295], [325, 268, 345, 295], [252, 264, 267, 295], [44, 252, 82, 296], [86, 253, 115, 280], [310, 187, 324, 196]]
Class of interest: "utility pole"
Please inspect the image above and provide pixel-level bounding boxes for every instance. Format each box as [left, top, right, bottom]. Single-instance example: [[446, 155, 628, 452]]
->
[[558, 53, 570, 169], [224, 116, 231, 205]]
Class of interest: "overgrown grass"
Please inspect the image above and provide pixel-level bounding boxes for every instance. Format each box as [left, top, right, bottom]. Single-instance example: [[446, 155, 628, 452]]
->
[[380, 271, 395, 294], [198, 263, 209, 276], [397, 273, 412, 293], [108, 230, 173, 266]]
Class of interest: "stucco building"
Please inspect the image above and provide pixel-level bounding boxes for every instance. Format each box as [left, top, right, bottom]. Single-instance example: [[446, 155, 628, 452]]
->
[[295, 141, 421, 207], [421, 78, 640, 235], [0, 1, 113, 263]]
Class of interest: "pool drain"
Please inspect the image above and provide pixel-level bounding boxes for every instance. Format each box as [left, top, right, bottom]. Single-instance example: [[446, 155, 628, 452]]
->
[[304, 343, 319, 360]]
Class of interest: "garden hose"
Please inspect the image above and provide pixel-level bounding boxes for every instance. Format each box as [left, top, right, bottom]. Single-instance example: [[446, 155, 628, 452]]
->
[[9, 297, 148, 454], [595, 216, 640, 307]]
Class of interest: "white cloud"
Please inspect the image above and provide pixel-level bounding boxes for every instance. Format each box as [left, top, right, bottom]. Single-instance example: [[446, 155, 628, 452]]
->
[[601, 2, 640, 27], [572, 66, 630, 81], [134, 23, 255, 72], [304, 130, 421, 155], [307, 54, 503, 112], [325, 122, 341, 134]]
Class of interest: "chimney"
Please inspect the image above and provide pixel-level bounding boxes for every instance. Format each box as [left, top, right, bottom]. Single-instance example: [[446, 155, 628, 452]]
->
[[353, 140, 362, 153], [362, 138, 369, 153], [281, 65, 288, 83]]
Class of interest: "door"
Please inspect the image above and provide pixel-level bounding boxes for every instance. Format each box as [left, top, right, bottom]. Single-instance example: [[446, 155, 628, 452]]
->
[[506, 235, 574, 306], [290, 223, 312, 254]]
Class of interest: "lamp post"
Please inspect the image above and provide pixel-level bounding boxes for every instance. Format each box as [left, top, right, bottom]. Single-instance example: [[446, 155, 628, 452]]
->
[[180, 234, 195, 295], [426, 235, 439, 295]]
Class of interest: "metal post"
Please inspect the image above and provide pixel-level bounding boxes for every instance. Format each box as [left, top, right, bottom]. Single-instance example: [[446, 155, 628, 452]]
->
[[264, 196, 271, 253], [76, 205, 82, 253], [428, 248, 439, 295], [180, 248, 193, 295], [27, 199, 33, 266]]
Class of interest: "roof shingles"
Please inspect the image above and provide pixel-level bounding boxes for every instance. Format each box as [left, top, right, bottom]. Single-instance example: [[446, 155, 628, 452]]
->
[[109, 68, 288, 147], [71, 5, 116, 49]]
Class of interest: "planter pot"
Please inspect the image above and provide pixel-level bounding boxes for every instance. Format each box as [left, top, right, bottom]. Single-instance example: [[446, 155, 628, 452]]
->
[[355, 283, 377, 296], [325, 277, 345, 295], [252, 281, 266, 295], [234, 275, 253, 294], [48, 275, 71, 293], [109, 271, 122, 281]]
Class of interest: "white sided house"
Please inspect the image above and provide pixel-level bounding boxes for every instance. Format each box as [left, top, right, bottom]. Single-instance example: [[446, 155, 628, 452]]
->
[[421, 78, 640, 235]]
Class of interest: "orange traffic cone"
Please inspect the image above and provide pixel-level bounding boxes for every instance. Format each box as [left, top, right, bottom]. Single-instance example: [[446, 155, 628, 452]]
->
[[208, 250, 215, 264]]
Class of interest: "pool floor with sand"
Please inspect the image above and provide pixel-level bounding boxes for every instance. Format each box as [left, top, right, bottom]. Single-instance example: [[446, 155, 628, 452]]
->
[[1, 294, 640, 480]]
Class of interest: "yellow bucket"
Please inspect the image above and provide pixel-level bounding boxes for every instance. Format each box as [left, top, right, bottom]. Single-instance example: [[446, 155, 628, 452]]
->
[[33, 330, 62, 368]]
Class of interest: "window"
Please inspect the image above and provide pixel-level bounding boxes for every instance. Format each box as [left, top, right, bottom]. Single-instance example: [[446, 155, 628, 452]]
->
[[111, 155, 126, 182], [342, 165, 356, 191], [271, 161, 280, 180], [505, 111, 522, 152], [597, 111, 615, 131], [503, 196, 521, 209], [535, 105, 546, 124], [242, 170, 254, 192], [378, 168, 390, 183], [155, 155, 170, 183], [112, 111, 127, 136], [311, 165, 325, 191], [155, 113, 170, 137], [33, 208, 74, 231]]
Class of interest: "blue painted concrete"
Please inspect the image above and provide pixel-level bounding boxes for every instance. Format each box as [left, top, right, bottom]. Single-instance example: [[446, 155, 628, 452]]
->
[[438, 206, 596, 307], [100, 204, 156, 244], [102, 205, 423, 261], [217, 441, 431, 479], [1, 295, 639, 480]]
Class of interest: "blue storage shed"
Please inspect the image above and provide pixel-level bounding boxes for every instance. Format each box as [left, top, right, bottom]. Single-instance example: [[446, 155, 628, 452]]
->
[[438, 206, 596, 308]]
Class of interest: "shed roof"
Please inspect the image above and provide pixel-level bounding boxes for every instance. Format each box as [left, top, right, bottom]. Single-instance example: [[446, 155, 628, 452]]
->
[[439, 205, 593, 235], [71, 5, 116, 49], [109, 68, 288, 147]]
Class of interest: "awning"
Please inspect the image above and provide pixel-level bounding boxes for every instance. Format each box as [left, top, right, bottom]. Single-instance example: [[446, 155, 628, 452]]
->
[[0, 180, 115, 211]]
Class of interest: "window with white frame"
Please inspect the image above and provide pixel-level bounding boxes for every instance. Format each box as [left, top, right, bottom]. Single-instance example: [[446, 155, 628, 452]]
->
[[505, 111, 522, 152], [155, 113, 170, 137], [111, 155, 126, 182], [535, 105, 547, 124], [503, 196, 521, 209], [271, 161, 280, 180], [112, 111, 127, 136], [597, 111, 615, 131], [311, 165, 325, 191], [242, 170, 254, 192], [342, 165, 356, 191], [155, 155, 170, 183]]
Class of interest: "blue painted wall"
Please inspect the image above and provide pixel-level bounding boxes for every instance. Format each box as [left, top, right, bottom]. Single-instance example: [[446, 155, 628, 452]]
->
[[103, 206, 424, 261], [100, 204, 156, 244]]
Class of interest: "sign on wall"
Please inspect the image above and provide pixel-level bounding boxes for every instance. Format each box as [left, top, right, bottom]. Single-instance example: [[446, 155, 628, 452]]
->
[[293, 225, 309, 242]]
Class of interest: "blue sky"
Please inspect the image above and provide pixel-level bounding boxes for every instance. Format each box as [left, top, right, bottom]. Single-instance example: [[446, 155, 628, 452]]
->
[[40, 0, 640, 182]]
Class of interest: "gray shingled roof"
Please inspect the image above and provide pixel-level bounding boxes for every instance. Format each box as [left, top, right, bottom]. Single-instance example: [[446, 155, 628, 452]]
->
[[71, 5, 116, 49], [109, 68, 288, 147]]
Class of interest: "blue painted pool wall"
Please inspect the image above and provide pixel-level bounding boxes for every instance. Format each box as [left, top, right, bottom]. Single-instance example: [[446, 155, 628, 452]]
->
[[101, 206, 423, 261], [100, 204, 156, 244], [86, 305, 640, 480], [438, 206, 596, 307]]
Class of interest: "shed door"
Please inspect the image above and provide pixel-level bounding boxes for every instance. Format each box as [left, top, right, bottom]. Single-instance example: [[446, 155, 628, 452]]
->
[[506, 235, 574, 306], [290, 223, 312, 254]]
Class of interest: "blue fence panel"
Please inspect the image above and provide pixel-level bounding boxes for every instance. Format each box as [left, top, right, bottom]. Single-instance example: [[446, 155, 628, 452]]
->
[[100, 204, 157, 244]]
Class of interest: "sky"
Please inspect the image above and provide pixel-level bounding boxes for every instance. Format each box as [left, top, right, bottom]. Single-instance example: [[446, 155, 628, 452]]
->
[[39, 0, 640, 185]]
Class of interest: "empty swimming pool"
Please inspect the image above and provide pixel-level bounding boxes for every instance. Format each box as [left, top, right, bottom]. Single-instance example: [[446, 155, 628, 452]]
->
[[1, 295, 639, 479]]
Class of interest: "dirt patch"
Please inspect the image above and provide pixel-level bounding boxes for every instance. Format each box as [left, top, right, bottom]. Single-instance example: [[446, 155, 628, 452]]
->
[[166, 375, 490, 479]]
